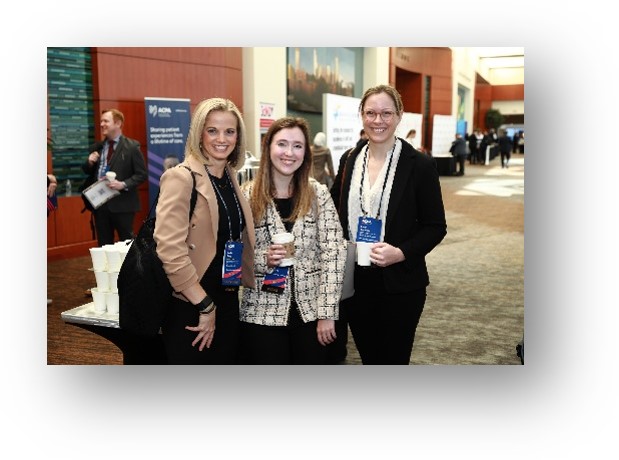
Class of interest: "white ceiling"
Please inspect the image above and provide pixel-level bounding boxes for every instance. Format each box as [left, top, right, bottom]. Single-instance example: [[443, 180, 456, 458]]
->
[[474, 47, 524, 68]]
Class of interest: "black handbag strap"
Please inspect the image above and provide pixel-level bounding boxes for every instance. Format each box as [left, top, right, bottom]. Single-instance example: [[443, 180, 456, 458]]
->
[[147, 165, 197, 220]]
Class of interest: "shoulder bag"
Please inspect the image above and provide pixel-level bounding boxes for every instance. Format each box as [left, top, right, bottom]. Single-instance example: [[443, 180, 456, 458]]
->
[[117, 166, 197, 336], [339, 149, 355, 301]]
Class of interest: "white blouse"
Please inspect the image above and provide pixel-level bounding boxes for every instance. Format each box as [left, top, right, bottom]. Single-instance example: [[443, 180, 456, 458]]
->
[[347, 138, 402, 242]]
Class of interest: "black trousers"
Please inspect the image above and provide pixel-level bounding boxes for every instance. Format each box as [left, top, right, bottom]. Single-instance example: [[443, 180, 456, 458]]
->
[[500, 151, 511, 167], [161, 287, 240, 365], [455, 155, 466, 175], [239, 304, 327, 365], [94, 204, 135, 246], [348, 266, 426, 365]]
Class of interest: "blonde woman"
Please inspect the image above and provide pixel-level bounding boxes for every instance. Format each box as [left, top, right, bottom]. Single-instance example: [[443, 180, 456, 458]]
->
[[154, 98, 255, 364]]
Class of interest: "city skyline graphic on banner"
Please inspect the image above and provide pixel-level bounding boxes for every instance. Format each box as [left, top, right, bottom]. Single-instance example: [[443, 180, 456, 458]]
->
[[287, 47, 356, 113]]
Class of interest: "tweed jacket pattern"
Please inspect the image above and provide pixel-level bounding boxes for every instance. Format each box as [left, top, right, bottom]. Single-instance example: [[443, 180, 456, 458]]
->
[[240, 179, 347, 326], [154, 155, 256, 299]]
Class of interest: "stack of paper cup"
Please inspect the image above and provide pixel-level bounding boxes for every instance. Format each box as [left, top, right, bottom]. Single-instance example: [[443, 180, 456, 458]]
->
[[88, 244, 121, 315]]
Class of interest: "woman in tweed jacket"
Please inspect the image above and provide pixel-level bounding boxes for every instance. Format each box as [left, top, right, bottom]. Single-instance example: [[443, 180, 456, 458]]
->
[[240, 117, 347, 364]]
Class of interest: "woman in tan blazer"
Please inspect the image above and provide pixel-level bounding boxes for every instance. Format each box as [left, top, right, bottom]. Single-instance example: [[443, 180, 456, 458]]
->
[[154, 98, 255, 364]]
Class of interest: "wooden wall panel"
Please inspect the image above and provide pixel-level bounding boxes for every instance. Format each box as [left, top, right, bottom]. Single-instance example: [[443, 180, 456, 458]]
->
[[492, 84, 524, 100]]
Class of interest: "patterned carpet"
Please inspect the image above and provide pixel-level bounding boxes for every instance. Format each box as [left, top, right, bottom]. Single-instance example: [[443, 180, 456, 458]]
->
[[47, 155, 524, 365]]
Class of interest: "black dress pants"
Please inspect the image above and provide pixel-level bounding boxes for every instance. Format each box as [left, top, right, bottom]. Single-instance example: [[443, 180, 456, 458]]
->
[[94, 204, 135, 246], [162, 287, 240, 365], [239, 304, 326, 365], [348, 266, 426, 365]]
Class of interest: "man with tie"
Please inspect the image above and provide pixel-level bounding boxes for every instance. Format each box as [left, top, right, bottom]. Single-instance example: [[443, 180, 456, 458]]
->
[[81, 108, 147, 246]]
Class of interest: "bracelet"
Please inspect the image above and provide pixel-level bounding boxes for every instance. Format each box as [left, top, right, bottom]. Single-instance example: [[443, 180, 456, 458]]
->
[[196, 296, 215, 315]]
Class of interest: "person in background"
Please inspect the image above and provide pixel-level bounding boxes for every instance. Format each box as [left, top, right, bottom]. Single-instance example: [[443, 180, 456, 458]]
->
[[239, 117, 347, 365], [310, 131, 335, 188], [331, 84, 447, 365], [468, 129, 480, 164], [450, 133, 468, 176], [356, 128, 368, 149], [163, 154, 180, 171], [498, 129, 514, 168], [405, 129, 421, 151], [81, 109, 147, 247], [512, 130, 520, 154], [154, 98, 256, 364], [47, 173, 58, 305], [47, 174, 57, 216]]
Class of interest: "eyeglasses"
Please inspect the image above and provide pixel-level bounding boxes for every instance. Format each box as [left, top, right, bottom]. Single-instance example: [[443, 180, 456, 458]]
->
[[362, 110, 396, 122]]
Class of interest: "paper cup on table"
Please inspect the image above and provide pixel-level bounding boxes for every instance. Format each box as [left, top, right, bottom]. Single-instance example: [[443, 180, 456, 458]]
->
[[94, 270, 110, 292], [91, 287, 107, 313], [272, 232, 295, 267], [89, 247, 107, 271], [103, 244, 121, 272], [356, 242, 373, 267], [117, 244, 130, 266], [105, 171, 117, 181], [105, 291, 119, 315], [108, 271, 119, 293]]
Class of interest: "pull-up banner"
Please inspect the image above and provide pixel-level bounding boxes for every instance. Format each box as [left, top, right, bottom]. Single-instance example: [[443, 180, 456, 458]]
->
[[144, 97, 191, 210]]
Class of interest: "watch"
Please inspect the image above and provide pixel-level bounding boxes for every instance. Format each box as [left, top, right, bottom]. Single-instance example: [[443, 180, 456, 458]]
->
[[196, 295, 215, 315]]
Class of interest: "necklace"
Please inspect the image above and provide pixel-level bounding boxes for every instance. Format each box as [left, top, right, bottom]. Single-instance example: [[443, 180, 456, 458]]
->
[[208, 171, 228, 189]]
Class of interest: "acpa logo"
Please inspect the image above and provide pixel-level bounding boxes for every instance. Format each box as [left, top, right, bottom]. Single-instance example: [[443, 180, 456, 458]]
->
[[149, 105, 158, 117]]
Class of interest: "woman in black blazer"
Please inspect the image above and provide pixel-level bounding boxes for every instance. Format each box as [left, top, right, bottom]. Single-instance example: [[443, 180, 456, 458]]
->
[[331, 84, 447, 364]]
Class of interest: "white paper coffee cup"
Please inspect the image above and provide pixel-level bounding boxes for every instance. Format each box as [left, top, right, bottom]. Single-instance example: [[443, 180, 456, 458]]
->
[[91, 287, 107, 313], [356, 242, 373, 266], [103, 244, 122, 272], [105, 291, 119, 315], [272, 232, 295, 267], [106, 171, 117, 181], [94, 270, 110, 292], [89, 247, 107, 271]]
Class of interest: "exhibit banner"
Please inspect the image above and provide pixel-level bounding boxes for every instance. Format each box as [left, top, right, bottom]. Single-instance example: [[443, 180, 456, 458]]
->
[[431, 114, 457, 157], [144, 97, 191, 210], [323, 93, 362, 168]]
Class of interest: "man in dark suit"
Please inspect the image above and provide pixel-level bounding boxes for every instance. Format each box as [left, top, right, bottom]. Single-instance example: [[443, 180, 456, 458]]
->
[[81, 108, 147, 246], [449, 133, 468, 176]]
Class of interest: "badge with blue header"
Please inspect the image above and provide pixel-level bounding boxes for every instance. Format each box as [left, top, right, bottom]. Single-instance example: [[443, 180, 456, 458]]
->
[[262, 266, 289, 294], [356, 216, 381, 243], [222, 241, 243, 286]]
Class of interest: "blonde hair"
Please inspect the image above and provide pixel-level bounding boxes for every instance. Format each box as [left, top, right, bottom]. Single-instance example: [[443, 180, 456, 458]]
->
[[251, 117, 314, 223], [185, 98, 246, 170]]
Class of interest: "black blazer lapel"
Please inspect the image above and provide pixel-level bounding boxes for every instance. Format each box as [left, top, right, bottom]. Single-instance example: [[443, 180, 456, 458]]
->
[[385, 142, 415, 236]]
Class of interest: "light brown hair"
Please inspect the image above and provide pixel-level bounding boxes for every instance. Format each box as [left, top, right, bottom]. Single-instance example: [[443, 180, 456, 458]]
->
[[250, 117, 314, 223]]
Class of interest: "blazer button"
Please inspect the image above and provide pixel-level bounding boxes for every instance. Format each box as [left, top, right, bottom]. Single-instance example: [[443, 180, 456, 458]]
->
[[188, 243, 196, 250]]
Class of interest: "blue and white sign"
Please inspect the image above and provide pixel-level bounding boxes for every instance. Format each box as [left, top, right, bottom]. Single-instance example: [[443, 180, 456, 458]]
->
[[144, 97, 191, 209]]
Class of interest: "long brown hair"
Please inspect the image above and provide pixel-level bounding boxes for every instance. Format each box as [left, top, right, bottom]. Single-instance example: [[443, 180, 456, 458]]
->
[[250, 117, 314, 223]]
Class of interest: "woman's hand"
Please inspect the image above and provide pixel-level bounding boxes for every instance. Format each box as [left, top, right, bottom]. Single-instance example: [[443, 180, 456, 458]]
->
[[369, 242, 405, 268], [316, 319, 336, 346], [266, 243, 287, 268], [185, 310, 216, 351]]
